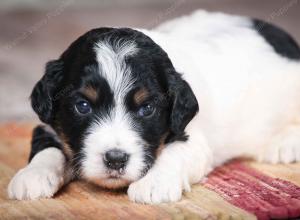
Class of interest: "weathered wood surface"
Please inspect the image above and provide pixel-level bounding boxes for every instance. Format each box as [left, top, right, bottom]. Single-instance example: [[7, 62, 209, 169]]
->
[[3, 122, 299, 220]]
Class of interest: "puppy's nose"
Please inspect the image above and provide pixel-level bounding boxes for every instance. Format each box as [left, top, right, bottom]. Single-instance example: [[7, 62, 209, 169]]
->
[[103, 149, 129, 170]]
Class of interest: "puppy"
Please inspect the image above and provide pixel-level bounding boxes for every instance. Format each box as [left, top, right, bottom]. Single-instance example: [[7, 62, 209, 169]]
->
[[8, 10, 300, 204]]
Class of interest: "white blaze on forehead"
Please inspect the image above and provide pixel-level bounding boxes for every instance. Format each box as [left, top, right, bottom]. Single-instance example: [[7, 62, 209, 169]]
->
[[94, 40, 138, 102]]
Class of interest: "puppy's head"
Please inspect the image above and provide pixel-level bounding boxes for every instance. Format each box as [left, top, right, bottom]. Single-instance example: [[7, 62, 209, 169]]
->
[[31, 28, 198, 189]]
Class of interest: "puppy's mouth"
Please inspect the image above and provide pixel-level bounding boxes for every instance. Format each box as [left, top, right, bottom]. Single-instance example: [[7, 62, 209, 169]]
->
[[106, 169, 125, 179], [85, 168, 132, 189], [88, 176, 131, 189], [81, 149, 152, 189]]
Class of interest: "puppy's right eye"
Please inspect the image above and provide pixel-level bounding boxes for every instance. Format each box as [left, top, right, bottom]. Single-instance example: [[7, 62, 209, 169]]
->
[[137, 103, 155, 117], [75, 100, 92, 115]]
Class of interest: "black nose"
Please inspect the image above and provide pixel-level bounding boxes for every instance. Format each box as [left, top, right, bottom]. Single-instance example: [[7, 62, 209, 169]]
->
[[103, 149, 129, 170]]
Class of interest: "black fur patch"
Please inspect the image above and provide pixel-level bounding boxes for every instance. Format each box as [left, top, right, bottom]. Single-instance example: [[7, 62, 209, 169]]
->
[[29, 27, 199, 178], [30, 60, 64, 124], [29, 125, 62, 162], [253, 19, 300, 60]]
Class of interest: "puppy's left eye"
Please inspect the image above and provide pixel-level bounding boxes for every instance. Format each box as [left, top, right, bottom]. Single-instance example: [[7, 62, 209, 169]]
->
[[137, 104, 155, 117], [75, 100, 92, 115]]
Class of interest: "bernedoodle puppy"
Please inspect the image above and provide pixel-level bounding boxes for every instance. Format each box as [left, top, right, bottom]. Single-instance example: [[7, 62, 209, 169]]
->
[[8, 10, 300, 204]]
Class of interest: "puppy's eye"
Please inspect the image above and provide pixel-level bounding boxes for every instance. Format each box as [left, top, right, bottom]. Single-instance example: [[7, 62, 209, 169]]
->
[[137, 104, 155, 117], [75, 100, 91, 115]]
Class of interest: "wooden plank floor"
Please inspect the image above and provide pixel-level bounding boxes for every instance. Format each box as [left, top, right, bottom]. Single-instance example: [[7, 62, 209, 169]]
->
[[1, 123, 300, 220]]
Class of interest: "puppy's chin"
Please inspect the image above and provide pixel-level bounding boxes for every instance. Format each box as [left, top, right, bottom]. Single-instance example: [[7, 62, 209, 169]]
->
[[87, 177, 132, 189]]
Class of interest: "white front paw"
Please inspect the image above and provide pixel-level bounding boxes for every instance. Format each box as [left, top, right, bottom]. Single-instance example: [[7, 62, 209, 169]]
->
[[8, 165, 64, 200], [127, 171, 185, 204]]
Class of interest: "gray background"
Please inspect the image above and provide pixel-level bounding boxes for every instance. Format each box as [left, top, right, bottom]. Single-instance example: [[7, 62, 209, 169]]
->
[[0, 0, 299, 122]]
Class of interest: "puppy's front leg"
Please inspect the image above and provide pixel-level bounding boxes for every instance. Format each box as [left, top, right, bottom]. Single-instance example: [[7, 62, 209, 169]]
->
[[128, 132, 213, 204], [8, 125, 68, 200]]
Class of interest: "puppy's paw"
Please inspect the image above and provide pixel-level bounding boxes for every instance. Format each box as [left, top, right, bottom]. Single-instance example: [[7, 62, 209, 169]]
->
[[127, 171, 185, 204], [260, 126, 300, 164], [8, 165, 64, 200]]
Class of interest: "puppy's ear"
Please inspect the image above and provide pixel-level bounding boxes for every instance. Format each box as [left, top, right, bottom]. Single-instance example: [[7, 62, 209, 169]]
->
[[167, 72, 199, 141], [30, 60, 64, 124]]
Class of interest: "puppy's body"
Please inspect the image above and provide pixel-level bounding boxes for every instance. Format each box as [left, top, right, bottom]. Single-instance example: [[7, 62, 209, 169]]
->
[[8, 10, 300, 203], [145, 11, 300, 165]]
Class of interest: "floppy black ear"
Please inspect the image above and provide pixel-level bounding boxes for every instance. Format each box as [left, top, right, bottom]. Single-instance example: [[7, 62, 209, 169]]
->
[[167, 72, 199, 141], [30, 60, 64, 124]]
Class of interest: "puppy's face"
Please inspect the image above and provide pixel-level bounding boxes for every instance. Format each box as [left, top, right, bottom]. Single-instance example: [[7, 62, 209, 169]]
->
[[31, 28, 198, 189]]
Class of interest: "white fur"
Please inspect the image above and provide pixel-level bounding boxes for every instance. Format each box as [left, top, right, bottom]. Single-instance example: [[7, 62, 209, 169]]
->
[[94, 40, 137, 102], [260, 124, 300, 163], [82, 112, 146, 186], [129, 10, 300, 203], [8, 148, 66, 200], [139, 9, 300, 164], [9, 10, 300, 203], [128, 129, 213, 203], [82, 40, 145, 187]]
